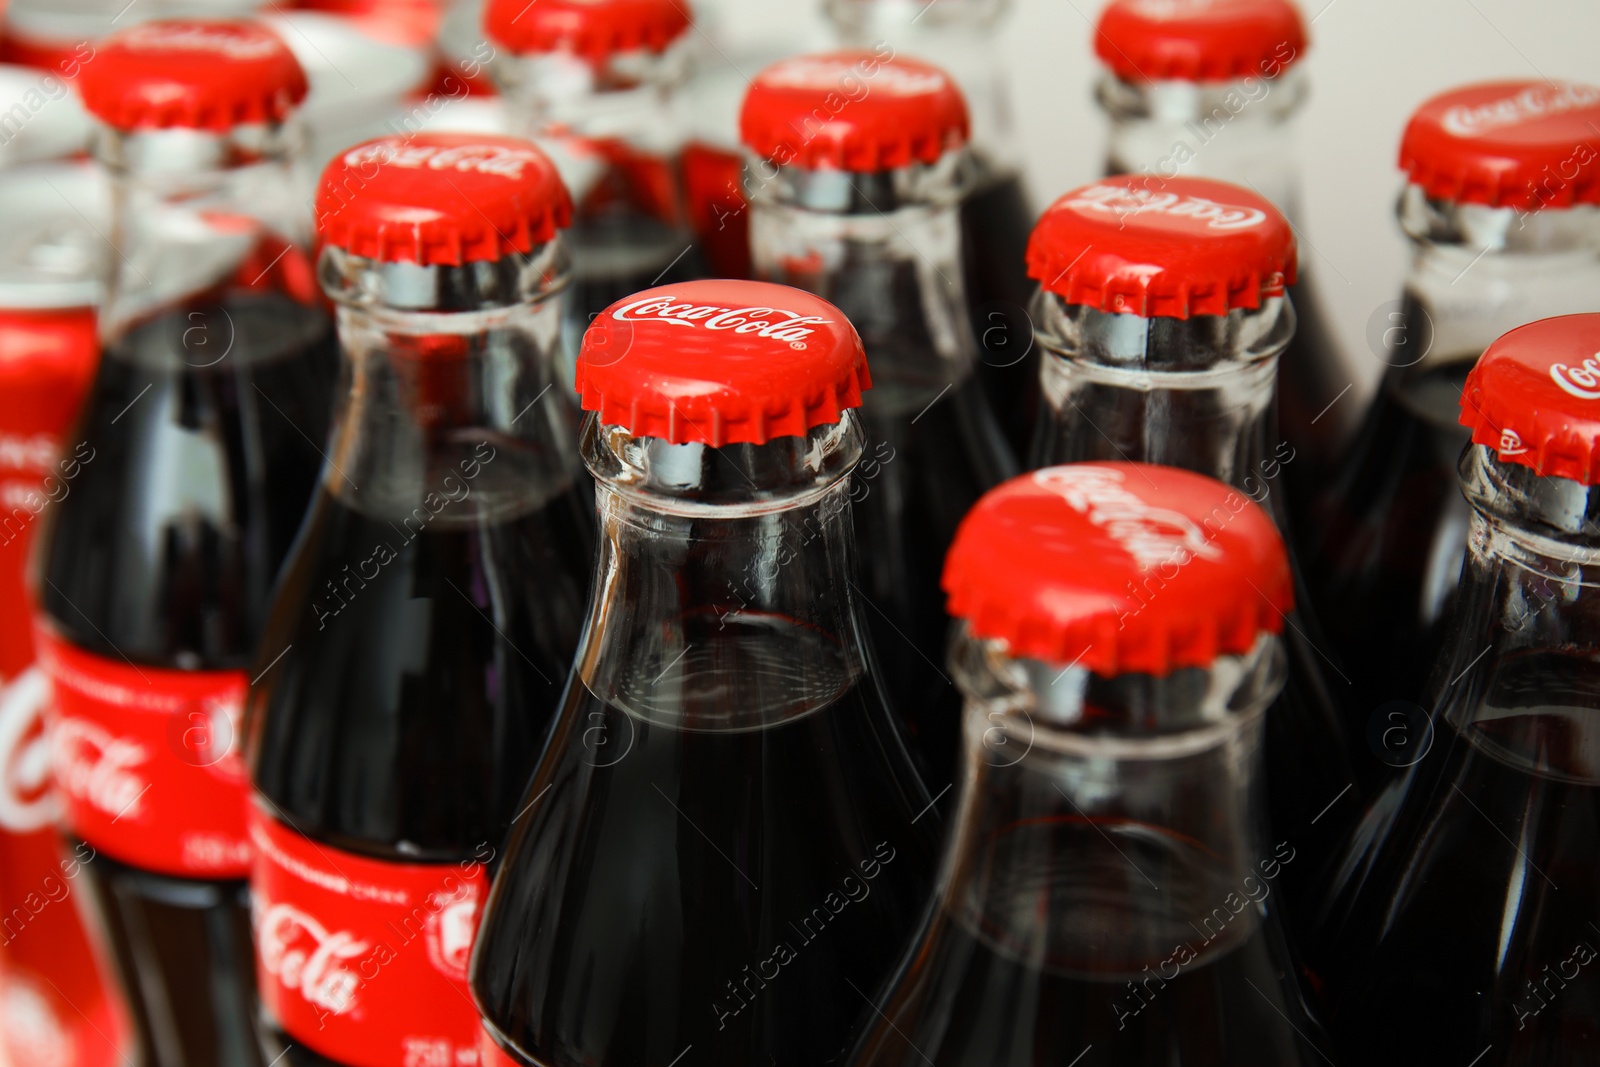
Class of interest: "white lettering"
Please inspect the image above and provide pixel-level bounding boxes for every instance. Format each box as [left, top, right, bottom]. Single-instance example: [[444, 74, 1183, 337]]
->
[[1065, 184, 1267, 230], [611, 296, 832, 345], [49, 717, 149, 822], [1441, 83, 1600, 138], [257, 902, 369, 1018], [1551, 354, 1600, 400], [1034, 466, 1223, 571]]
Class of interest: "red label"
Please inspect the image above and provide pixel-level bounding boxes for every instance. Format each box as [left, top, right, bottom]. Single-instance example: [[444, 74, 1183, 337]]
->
[[34, 628, 250, 878], [251, 808, 490, 1067]]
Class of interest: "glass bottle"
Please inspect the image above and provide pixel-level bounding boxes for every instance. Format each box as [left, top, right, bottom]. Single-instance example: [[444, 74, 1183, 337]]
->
[[1027, 175, 1359, 920], [470, 279, 940, 1067], [824, 0, 1036, 449], [1092, 0, 1349, 525], [244, 133, 594, 1067], [32, 22, 335, 1067], [1306, 80, 1600, 720], [0, 160, 129, 1067], [739, 50, 1016, 785], [848, 461, 1328, 1066], [1310, 313, 1600, 1066], [483, 0, 703, 377]]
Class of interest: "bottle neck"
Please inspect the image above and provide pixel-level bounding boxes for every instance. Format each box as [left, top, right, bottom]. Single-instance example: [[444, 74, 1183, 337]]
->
[[1433, 445, 1600, 784], [826, 0, 1020, 181], [748, 156, 975, 407], [1396, 189, 1600, 375], [943, 627, 1288, 977], [496, 47, 688, 154], [98, 122, 314, 342], [1031, 295, 1295, 516], [576, 414, 872, 731], [1098, 71, 1307, 225], [317, 243, 581, 521]]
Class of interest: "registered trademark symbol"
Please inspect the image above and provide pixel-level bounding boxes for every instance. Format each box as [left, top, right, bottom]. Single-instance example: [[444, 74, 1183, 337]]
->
[[790, 342, 807, 350]]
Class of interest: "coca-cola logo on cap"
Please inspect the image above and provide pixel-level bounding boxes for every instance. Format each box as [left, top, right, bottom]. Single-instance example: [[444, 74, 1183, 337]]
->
[[0, 669, 57, 834], [1441, 83, 1600, 138], [1550, 352, 1600, 400], [1034, 466, 1223, 571], [611, 295, 832, 349], [1064, 183, 1268, 231], [760, 56, 949, 98], [121, 23, 285, 61], [343, 141, 548, 181]]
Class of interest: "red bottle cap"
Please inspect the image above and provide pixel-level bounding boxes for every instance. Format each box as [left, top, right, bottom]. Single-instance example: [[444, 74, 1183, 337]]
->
[[943, 463, 1293, 675], [315, 133, 572, 265], [576, 280, 870, 447], [1399, 82, 1600, 209], [1094, 0, 1306, 83], [483, 0, 690, 59], [739, 51, 969, 171], [78, 20, 308, 131], [1460, 313, 1600, 485], [1027, 175, 1295, 318]]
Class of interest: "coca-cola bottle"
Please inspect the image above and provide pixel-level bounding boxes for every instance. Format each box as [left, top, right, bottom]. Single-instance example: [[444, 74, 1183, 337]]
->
[[738, 51, 1016, 783], [847, 462, 1329, 1066], [1306, 81, 1600, 719], [1026, 175, 1358, 915], [244, 132, 594, 1067], [1310, 313, 1600, 1065], [824, 0, 1035, 448], [0, 162, 130, 1067], [1093, 0, 1350, 522], [470, 280, 940, 1067], [32, 21, 335, 1067], [482, 0, 703, 371]]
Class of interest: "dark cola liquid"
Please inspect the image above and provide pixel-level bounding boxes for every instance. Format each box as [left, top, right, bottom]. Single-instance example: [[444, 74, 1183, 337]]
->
[[960, 165, 1036, 453], [855, 378, 1014, 790], [1306, 304, 1474, 716], [850, 819, 1320, 1066], [1277, 271, 1355, 534], [565, 214, 702, 364], [36, 291, 335, 1067], [248, 484, 591, 1066], [472, 613, 939, 1067], [1317, 652, 1600, 1066]]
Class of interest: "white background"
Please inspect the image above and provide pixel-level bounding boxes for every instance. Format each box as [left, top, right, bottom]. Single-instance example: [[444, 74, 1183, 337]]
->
[[704, 0, 1600, 404]]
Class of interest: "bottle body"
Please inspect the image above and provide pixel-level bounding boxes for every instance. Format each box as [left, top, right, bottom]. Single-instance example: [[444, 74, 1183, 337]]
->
[[1313, 445, 1600, 1065], [1306, 195, 1600, 721], [0, 287, 131, 1067], [32, 122, 335, 1067], [1029, 297, 1359, 916], [849, 629, 1322, 1067], [749, 167, 1015, 786], [245, 243, 595, 1067], [472, 416, 940, 1067], [827, 0, 1036, 448]]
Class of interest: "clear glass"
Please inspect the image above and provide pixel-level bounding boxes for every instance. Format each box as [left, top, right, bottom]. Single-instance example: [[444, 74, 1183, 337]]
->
[[248, 244, 595, 1067], [495, 44, 701, 373], [1029, 293, 1359, 929], [1097, 71, 1308, 224], [748, 152, 1015, 785], [1310, 445, 1600, 1066], [34, 118, 335, 1067], [847, 629, 1332, 1065], [1305, 197, 1600, 716], [469, 412, 942, 1066]]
